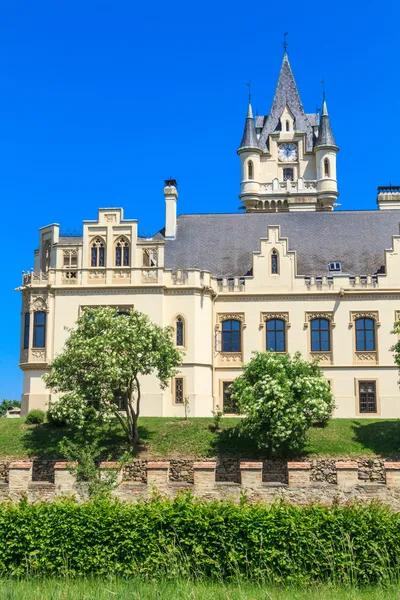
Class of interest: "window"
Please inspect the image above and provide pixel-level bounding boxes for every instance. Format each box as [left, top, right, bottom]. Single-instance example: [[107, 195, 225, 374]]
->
[[283, 168, 294, 182], [359, 381, 377, 413], [143, 248, 158, 267], [41, 240, 51, 272], [33, 312, 46, 348], [286, 120, 290, 132], [324, 158, 330, 177], [91, 238, 105, 267], [222, 382, 238, 414], [174, 377, 184, 404], [310, 318, 330, 352], [23, 313, 30, 349], [63, 250, 78, 268], [328, 262, 341, 272], [355, 318, 375, 351], [176, 317, 184, 347], [266, 319, 285, 352], [115, 237, 130, 267], [271, 250, 279, 274], [248, 161, 254, 180], [221, 319, 241, 353]]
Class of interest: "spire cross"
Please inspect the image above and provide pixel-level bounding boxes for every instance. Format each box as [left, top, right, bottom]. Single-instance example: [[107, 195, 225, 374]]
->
[[283, 32, 288, 52], [321, 79, 325, 101], [246, 82, 251, 104]]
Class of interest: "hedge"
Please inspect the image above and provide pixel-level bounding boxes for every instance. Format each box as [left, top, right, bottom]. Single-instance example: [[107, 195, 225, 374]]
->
[[0, 495, 399, 584]]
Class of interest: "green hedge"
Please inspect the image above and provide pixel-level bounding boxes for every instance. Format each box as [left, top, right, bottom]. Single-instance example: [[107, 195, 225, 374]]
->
[[0, 496, 399, 584]]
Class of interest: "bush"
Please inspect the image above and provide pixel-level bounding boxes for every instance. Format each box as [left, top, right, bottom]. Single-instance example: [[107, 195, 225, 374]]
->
[[0, 496, 398, 584], [230, 352, 335, 456], [25, 409, 46, 425]]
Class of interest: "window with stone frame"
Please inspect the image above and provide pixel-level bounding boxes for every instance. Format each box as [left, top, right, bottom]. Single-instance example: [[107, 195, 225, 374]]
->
[[115, 237, 130, 267], [91, 238, 106, 267], [33, 312, 46, 348], [174, 377, 184, 404], [23, 313, 30, 349], [266, 318, 286, 352], [355, 318, 376, 352], [310, 318, 331, 352], [271, 249, 279, 274], [63, 250, 78, 268], [358, 381, 377, 413], [221, 319, 241, 353], [176, 316, 185, 347], [142, 248, 158, 267], [222, 381, 238, 414], [283, 168, 294, 182]]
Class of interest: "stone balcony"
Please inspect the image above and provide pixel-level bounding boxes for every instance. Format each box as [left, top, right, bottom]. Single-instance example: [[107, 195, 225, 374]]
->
[[261, 178, 317, 194]]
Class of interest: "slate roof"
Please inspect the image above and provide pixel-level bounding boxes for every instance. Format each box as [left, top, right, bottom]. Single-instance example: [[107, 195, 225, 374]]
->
[[238, 104, 259, 150], [315, 101, 337, 149], [160, 211, 400, 278], [258, 53, 315, 152]]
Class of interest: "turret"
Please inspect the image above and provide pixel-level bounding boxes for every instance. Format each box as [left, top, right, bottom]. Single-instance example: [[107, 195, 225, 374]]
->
[[237, 103, 262, 211], [315, 99, 339, 210]]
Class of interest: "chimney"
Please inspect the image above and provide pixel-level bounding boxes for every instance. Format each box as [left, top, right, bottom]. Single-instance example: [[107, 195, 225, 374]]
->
[[164, 179, 178, 239], [377, 185, 400, 210]]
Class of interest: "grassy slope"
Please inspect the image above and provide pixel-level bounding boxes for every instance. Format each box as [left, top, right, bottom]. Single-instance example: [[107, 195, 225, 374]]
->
[[0, 417, 400, 460], [0, 579, 397, 600]]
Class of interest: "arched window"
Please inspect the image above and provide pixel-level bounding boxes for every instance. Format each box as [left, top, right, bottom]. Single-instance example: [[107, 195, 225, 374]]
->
[[115, 237, 130, 267], [248, 160, 254, 180], [286, 120, 290, 132], [91, 238, 106, 267], [324, 158, 330, 178], [33, 312, 46, 348], [221, 319, 241, 353], [271, 250, 279, 275], [266, 319, 285, 352], [41, 240, 51, 272], [355, 318, 375, 351], [310, 318, 330, 352], [176, 316, 185, 347]]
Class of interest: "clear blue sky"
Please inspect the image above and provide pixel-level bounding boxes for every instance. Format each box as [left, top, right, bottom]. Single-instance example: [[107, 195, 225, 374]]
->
[[0, 0, 398, 399]]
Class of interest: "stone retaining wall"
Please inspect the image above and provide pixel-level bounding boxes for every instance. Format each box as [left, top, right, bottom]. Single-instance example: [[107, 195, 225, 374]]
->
[[3, 459, 400, 509]]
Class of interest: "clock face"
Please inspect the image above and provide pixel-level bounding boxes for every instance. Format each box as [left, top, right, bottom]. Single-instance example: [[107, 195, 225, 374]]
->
[[278, 143, 298, 162]]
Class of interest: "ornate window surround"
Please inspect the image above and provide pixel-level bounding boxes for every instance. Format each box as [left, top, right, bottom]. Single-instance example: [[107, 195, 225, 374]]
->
[[260, 312, 290, 353], [90, 236, 106, 269], [349, 311, 380, 366], [354, 377, 380, 416], [215, 313, 246, 368], [173, 314, 186, 349], [304, 311, 335, 365], [114, 236, 130, 268]]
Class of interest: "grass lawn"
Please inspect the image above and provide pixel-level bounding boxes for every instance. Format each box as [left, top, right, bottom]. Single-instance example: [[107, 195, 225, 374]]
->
[[0, 579, 398, 600], [0, 417, 400, 460]]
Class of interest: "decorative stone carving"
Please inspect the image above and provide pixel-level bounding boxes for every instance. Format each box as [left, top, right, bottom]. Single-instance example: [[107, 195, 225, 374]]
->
[[141, 269, 158, 283], [104, 214, 116, 223], [61, 271, 78, 283], [304, 312, 335, 328], [310, 352, 332, 364], [22, 295, 30, 312], [350, 311, 379, 323], [113, 270, 130, 279], [219, 353, 242, 364], [31, 350, 45, 360], [260, 312, 290, 327], [355, 352, 377, 362], [31, 295, 47, 312], [20, 350, 28, 362], [216, 313, 246, 330], [88, 270, 106, 279]]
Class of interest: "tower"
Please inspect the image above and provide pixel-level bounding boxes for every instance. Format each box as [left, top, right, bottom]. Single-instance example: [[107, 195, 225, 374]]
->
[[238, 50, 339, 212]]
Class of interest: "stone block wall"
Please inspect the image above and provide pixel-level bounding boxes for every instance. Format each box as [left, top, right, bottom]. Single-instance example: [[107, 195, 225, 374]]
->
[[2, 459, 400, 509]]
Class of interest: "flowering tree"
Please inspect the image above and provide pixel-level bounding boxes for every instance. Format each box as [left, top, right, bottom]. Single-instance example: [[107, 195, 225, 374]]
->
[[230, 351, 335, 456], [44, 307, 182, 448]]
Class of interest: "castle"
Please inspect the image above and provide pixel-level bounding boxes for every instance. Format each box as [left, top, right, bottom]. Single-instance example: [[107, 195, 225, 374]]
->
[[18, 50, 400, 418]]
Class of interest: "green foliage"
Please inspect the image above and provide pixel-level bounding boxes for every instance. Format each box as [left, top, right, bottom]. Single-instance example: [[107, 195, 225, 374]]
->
[[0, 399, 21, 417], [210, 409, 223, 432], [0, 497, 398, 585], [44, 307, 182, 447], [230, 352, 335, 456], [59, 438, 128, 500], [25, 410, 46, 425]]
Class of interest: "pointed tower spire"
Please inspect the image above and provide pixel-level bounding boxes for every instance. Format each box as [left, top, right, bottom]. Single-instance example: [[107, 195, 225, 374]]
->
[[238, 102, 259, 151], [315, 99, 338, 149], [258, 50, 314, 151]]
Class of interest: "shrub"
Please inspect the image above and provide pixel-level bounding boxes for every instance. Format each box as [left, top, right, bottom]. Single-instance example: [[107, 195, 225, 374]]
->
[[25, 409, 46, 425], [0, 496, 398, 584], [230, 352, 335, 456]]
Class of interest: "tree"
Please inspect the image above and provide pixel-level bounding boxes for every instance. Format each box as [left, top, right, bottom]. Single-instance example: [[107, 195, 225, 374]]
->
[[0, 399, 21, 417], [44, 307, 182, 447], [230, 351, 335, 456]]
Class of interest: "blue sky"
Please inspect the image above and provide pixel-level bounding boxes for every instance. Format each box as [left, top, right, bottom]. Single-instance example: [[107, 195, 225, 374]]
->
[[0, 0, 398, 399]]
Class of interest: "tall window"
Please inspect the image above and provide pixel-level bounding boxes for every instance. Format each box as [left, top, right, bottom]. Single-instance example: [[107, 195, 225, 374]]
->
[[266, 319, 285, 352], [176, 317, 184, 347], [174, 378, 184, 404], [310, 318, 330, 352], [23, 313, 30, 349], [91, 238, 105, 267], [33, 312, 46, 348], [63, 250, 78, 268], [271, 250, 279, 274], [355, 318, 375, 351], [286, 120, 290, 132], [359, 381, 377, 413], [41, 240, 51, 272], [221, 319, 241, 353], [324, 158, 330, 177], [283, 168, 294, 181], [143, 249, 158, 267], [248, 161, 254, 180], [222, 382, 238, 414], [115, 237, 130, 267]]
